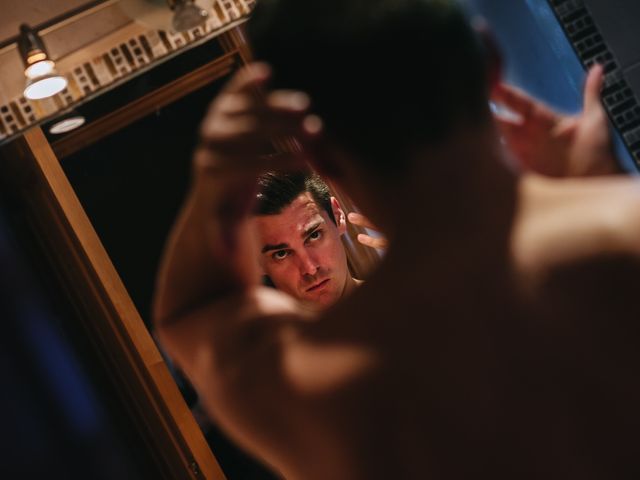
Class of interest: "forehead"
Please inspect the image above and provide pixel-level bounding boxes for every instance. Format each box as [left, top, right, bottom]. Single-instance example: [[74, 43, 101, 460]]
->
[[253, 192, 326, 242]]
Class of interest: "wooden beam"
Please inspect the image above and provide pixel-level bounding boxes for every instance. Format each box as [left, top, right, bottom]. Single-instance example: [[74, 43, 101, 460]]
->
[[52, 51, 238, 158], [0, 127, 227, 480], [219, 25, 253, 63]]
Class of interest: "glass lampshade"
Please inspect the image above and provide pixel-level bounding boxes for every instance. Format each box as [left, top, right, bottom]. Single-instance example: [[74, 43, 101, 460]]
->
[[24, 74, 68, 100]]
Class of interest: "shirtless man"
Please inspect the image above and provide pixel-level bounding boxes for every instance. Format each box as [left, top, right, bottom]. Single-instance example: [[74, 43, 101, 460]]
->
[[154, 1, 640, 478], [252, 170, 358, 308]]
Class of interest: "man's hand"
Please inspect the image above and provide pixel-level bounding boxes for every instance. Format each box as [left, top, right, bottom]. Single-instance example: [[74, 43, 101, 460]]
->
[[347, 212, 388, 250], [154, 63, 321, 326], [196, 62, 320, 176], [190, 62, 325, 235], [492, 64, 619, 177]]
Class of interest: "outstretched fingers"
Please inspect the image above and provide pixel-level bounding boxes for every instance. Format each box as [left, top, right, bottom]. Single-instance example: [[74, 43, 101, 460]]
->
[[348, 212, 377, 230], [221, 62, 272, 96], [199, 62, 320, 161], [356, 233, 388, 250], [348, 212, 388, 250], [491, 83, 535, 120], [582, 64, 606, 118]]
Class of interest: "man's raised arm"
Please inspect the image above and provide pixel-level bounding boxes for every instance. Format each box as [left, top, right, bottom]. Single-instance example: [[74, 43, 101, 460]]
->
[[153, 63, 316, 328]]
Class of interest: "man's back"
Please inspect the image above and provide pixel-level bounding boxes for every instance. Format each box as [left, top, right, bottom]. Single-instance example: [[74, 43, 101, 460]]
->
[[159, 168, 640, 479], [314, 173, 640, 479], [155, 1, 640, 476]]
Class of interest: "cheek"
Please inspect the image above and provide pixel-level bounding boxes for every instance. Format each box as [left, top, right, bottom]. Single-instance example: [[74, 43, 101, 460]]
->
[[258, 257, 267, 275], [320, 237, 346, 267], [264, 263, 298, 288]]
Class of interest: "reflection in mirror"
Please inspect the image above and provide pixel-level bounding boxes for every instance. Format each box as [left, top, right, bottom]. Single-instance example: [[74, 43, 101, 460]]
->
[[50, 32, 382, 478], [0, 0, 254, 146], [1, 3, 379, 475], [51, 40, 281, 480], [57, 71, 382, 480]]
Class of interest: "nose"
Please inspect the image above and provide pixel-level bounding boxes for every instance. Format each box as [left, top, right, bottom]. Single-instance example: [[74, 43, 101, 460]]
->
[[297, 250, 318, 277]]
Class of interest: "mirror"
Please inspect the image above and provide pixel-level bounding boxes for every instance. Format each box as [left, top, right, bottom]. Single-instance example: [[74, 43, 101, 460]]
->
[[0, 2, 270, 478], [57, 59, 279, 479], [51, 44, 381, 480], [0, 4, 380, 477]]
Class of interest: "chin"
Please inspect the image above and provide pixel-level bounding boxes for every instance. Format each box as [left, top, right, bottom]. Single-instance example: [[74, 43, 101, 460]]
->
[[308, 292, 339, 309]]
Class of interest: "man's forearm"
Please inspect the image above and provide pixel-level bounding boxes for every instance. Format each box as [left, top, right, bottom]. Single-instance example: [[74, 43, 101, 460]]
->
[[153, 62, 314, 327], [153, 169, 259, 327]]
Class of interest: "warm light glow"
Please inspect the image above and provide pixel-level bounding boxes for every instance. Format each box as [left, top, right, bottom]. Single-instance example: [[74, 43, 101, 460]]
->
[[25, 60, 55, 79], [27, 51, 47, 64], [24, 74, 67, 100], [49, 115, 86, 134]]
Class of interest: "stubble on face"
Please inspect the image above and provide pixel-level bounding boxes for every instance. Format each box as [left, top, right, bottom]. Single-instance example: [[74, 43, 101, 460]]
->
[[253, 193, 352, 309]]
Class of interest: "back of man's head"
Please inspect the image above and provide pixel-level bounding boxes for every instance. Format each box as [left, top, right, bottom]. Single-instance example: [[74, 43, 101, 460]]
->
[[254, 170, 336, 224], [247, 0, 490, 176]]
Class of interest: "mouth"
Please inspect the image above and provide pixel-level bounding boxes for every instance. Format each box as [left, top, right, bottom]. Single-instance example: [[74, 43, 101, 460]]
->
[[306, 278, 330, 292]]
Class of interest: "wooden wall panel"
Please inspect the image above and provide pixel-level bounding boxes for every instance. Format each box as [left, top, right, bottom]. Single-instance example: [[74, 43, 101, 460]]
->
[[0, 127, 227, 480]]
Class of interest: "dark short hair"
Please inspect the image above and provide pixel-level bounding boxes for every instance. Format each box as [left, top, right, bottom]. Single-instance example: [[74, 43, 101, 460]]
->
[[254, 170, 336, 224], [247, 0, 489, 175]]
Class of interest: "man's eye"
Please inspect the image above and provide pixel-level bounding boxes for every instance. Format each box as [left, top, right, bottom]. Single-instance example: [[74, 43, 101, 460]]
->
[[272, 250, 289, 260], [308, 230, 322, 241]]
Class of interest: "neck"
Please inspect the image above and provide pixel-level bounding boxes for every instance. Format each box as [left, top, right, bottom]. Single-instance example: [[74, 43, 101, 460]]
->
[[373, 122, 519, 251], [342, 275, 361, 298]]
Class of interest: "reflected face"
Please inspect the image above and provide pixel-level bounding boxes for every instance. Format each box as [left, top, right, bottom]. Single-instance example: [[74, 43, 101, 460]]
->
[[253, 192, 350, 308]]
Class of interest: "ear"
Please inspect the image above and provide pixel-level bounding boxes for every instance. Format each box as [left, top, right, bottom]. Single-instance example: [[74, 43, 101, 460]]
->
[[472, 17, 503, 93], [330, 196, 347, 235]]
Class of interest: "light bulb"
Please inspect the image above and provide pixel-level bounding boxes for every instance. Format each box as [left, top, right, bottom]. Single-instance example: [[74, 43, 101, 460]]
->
[[49, 115, 85, 134], [25, 60, 55, 79], [24, 74, 68, 100]]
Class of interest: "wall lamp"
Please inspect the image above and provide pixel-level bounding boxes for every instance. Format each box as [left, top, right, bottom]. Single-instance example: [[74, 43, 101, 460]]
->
[[120, 0, 212, 33], [49, 108, 86, 134], [17, 24, 68, 100], [169, 0, 209, 32]]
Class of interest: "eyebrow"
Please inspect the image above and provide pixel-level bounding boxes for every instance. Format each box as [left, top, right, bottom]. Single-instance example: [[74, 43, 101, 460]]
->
[[260, 221, 325, 254], [303, 221, 323, 237], [261, 242, 288, 254]]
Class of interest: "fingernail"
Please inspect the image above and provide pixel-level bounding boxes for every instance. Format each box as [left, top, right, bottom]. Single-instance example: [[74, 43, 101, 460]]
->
[[251, 62, 271, 78], [303, 115, 323, 135], [290, 92, 310, 110]]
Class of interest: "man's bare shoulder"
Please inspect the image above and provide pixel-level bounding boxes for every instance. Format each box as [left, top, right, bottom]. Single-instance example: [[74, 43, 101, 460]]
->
[[512, 173, 640, 283]]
